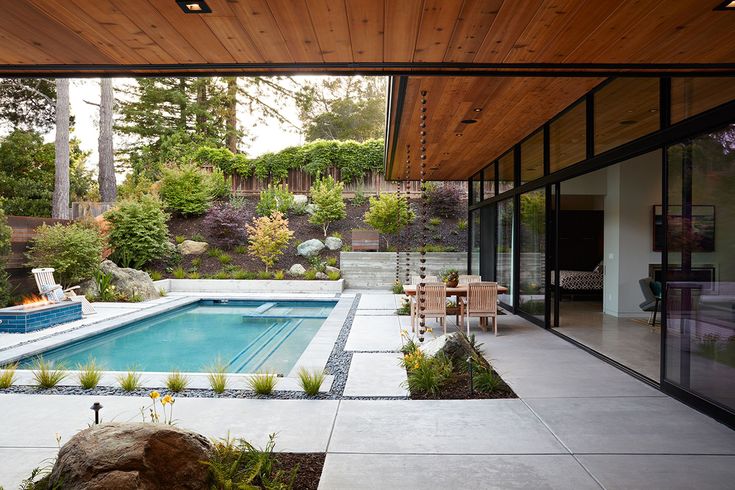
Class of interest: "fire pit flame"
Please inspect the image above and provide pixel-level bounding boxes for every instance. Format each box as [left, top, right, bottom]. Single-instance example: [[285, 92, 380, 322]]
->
[[20, 294, 52, 310]]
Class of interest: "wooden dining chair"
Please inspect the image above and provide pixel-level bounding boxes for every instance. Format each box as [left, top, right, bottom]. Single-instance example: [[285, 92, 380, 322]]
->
[[463, 282, 498, 336], [416, 282, 447, 334], [458, 274, 481, 284], [410, 275, 438, 331], [456, 275, 481, 324]]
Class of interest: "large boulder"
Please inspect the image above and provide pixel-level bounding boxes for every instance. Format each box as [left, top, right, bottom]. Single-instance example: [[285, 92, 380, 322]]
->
[[297, 239, 325, 257], [420, 332, 491, 370], [324, 236, 343, 251], [47, 423, 213, 490], [177, 240, 208, 255], [289, 263, 306, 276], [293, 194, 308, 206], [80, 260, 160, 301]]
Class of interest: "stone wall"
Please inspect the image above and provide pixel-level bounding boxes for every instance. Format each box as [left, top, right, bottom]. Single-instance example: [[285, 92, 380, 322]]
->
[[340, 252, 467, 289]]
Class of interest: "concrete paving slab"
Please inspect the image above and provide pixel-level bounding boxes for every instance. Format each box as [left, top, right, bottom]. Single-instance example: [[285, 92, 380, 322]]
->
[[577, 454, 735, 490], [344, 315, 402, 352], [0, 448, 59, 489], [526, 396, 735, 454], [356, 295, 398, 310], [319, 454, 600, 490], [0, 394, 338, 453], [328, 400, 567, 454], [354, 309, 399, 316], [342, 353, 407, 397]]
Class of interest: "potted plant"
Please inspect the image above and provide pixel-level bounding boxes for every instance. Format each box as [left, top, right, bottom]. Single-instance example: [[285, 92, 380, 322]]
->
[[441, 268, 459, 288]]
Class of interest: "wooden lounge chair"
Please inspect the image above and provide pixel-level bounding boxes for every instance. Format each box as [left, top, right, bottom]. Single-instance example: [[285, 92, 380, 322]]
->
[[409, 275, 438, 332], [31, 268, 96, 316], [462, 282, 498, 336], [416, 282, 447, 334]]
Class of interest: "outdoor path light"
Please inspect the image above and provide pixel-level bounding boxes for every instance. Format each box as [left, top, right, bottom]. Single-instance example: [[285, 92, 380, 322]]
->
[[90, 402, 103, 424]]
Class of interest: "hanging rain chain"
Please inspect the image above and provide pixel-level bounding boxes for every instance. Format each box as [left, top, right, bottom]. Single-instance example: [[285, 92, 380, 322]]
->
[[418, 90, 428, 342], [404, 145, 412, 285], [394, 147, 405, 285]]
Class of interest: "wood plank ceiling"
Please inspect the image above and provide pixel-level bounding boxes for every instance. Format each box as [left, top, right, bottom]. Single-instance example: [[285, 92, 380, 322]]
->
[[0, 0, 733, 73]]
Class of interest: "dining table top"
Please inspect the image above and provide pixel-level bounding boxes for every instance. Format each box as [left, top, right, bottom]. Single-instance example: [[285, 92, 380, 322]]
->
[[403, 283, 509, 295]]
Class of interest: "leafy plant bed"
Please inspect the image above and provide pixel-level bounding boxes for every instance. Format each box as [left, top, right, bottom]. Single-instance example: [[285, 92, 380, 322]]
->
[[401, 332, 517, 400]]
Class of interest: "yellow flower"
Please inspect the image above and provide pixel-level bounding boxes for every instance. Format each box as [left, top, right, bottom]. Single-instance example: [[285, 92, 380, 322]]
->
[[149, 391, 160, 400], [161, 394, 174, 405]]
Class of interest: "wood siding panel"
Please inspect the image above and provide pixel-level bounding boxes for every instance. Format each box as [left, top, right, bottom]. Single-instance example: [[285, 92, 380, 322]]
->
[[221, 0, 293, 63], [384, 0, 423, 63], [305, 0, 353, 62], [444, 0, 504, 63], [413, 0, 464, 62], [345, 0, 384, 62], [267, 0, 324, 62]]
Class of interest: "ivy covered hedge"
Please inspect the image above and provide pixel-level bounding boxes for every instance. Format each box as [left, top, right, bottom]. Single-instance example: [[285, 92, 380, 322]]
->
[[192, 139, 384, 182]]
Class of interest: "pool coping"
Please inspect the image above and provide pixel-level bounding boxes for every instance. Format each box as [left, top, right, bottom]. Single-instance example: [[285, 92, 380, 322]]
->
[[0, 293, 354, 394]]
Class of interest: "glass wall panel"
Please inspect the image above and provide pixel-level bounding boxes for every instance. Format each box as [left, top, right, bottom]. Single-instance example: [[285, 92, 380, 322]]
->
[[470, 209, 481, 276], [497, 198, 514, 305], [519, 189, 545, 319], [666, 124, 735, 412], [521, 131, 544, 183], [672, 78, 735, 124], [550, 101, 586, 172], [498, 151, 515, 193], [471, 171, 482, 204], [594, 78, 660, 154], [483, 163, 496, 199]]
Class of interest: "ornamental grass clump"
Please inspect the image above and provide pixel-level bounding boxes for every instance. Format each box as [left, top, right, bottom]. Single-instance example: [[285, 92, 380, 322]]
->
[[297, 368, 325, 396], [165, 371, 190, 393], [77, 358, 103, 389], [245, 211, 294, 272], [473, 368, 503, 393], [248, 371, 278, 395], [206, 359, 228, 394], [0, 363, 18, 389], [117, 369, 142, 391], [403, 352, 453, 398], [32, 357, 67, 389]]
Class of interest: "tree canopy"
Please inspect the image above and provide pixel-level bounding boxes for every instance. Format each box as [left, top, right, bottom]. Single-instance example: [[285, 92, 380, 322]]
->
[[0, 78, 57, 132]]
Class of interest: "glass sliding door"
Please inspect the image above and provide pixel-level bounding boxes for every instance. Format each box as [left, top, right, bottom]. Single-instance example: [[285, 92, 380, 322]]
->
[[497, 198, 514, 306], [519, 189, 546, 319], [470, 209, 481, 276], [665, 123, 735, 413]]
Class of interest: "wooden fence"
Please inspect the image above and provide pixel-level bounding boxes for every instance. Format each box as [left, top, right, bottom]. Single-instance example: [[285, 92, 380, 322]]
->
[[6, 216, 72, 269], [203, 166, 468, 197]]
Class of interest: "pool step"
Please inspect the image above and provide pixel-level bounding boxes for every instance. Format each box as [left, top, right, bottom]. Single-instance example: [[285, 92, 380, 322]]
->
[[229, 319, 304, 373], [254, 302, 276, 314]]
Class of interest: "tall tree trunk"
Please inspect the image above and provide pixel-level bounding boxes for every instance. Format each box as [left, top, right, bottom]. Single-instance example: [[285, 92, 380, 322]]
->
[[225, 77, 238, 153], [98, 78, 116, 202], [52, 78, 70, 219]]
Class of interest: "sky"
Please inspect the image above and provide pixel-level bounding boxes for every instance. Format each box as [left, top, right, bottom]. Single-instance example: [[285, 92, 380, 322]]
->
[[58, 77, 315, 173]]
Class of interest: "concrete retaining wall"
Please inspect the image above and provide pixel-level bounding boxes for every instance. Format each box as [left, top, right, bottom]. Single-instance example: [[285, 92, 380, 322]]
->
[[340, 252, 467, 289], [154, 279, 344, 294]]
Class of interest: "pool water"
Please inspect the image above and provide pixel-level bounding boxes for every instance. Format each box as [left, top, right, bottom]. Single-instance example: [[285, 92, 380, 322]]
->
[[20, 300, 336, 374]]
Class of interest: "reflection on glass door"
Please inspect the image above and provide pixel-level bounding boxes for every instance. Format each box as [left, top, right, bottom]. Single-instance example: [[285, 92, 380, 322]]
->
[[497, 198, 514, 306], [666, 124, 735, 413], [519, 189, 546, 319]]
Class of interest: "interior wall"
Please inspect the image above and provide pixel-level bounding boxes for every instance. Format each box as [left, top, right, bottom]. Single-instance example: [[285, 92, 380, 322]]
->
[[603, 150, 662, 317]]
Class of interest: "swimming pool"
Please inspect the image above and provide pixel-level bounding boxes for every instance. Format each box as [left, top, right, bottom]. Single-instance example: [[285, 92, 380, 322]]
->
[[19, 299, 336, 375]]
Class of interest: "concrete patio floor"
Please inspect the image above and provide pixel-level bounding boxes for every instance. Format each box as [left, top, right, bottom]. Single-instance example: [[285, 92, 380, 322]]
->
[[1, 291, 734, 489]]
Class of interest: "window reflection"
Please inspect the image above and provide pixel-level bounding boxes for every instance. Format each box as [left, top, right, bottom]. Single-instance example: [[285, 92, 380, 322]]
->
[[521, 131, 544, 183], [595, 78, 659, 154], [550, 101, 586, 172]]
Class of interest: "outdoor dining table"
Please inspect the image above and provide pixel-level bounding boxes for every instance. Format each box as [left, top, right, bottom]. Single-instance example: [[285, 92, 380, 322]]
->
[[402, 284, 509, 296]]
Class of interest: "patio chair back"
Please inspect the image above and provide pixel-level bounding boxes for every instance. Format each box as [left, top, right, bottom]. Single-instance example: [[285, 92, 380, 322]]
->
[[459, 274, 482, 285], [417, 282, 446, 316], [411, 275, 438, 285], [31, 268, 57, 293], [466, 282, 498, 317]]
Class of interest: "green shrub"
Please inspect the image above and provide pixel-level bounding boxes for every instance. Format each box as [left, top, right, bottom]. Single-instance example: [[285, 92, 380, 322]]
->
[[428, 217, 442, 227], [273, 270, 285, 280], [165, 371, 190, 393], [256, 271, 272, 280], [175, 235, 186, 244], [31, 357, 67, 389], [94, 270, 116, 302], [148, 270, 163, 281], [309, 175, 346, 236], [117, 369, 142, 391], [218, 253, 232, 265], [404, 353, 453, 397], [245, 212, 294, 272], [77, 358, 103, 389], [474, 368, 502, 393], [0, 363, 17, 389], [26, 222, 103, 286], [206, 359, 228, 394], [457, 218, 468, 231], [105, 195, 170, 268], [330, 231, 343, 239], [191, 257, 202, 268], [172, 266, 186, 279], [256, 183, 294, 217], [392, 280, 404, 294], [303, 269, 317, 280], [326, 256, 337, 267], [187, 271, 201, 279], [351, 189, 367, 206], [363, 193, 415, 249], [297, 368, 325, 396], [234, 245, 247, 255], [159, 165, 224, 216], [327, 270, 341, 280], [247, 372, 278, 395], [0, 207, 12, 307]]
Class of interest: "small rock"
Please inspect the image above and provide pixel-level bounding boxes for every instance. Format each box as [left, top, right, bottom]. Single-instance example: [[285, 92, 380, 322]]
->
[[289, 263, 306, 276], [293, 194, 308, 205], [177, 240, 208, 255], [47, 423, 212, 489], [297, 238, 325, 257], [325, 265, 340, 275], [324, 236, 343, 250], [315, 272, 328, 280]]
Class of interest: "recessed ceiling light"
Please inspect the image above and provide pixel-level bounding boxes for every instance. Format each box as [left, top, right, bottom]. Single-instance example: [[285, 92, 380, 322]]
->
[[473, 108, 483, 112], [619, 120, 637, 125], [176, 0, 212, 13], [455, 133, 463, 137], [460, 119, 478, 124], [714, 1, 735, 10]]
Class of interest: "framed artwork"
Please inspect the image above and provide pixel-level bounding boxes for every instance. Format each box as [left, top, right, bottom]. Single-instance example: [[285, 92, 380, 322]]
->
[[653, 205, 715, 252]]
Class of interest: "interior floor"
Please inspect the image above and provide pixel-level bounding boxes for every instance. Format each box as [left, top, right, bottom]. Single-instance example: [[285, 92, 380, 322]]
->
[[554, 300, 661, 382]]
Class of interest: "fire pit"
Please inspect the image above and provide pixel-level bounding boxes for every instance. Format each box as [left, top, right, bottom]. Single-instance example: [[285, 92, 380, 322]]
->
[[0, 296, 83, 333]]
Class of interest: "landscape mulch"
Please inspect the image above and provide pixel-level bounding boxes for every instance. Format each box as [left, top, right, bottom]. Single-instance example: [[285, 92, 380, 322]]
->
[[409, 370, 517, 400], [275, 452, 326, 490]]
